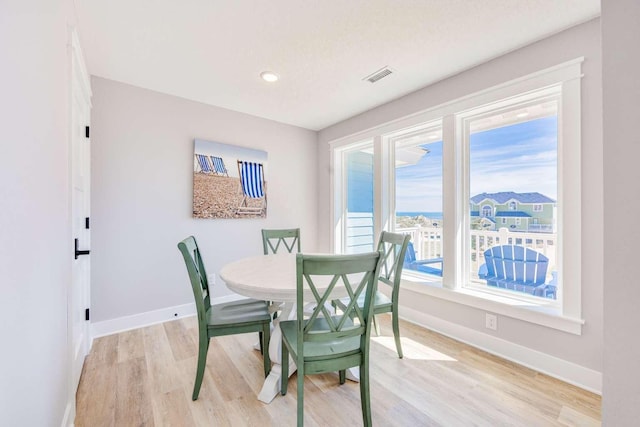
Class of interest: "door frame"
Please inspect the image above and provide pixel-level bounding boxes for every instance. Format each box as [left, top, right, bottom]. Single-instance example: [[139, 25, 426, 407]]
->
[[67, 26, 92, 425]]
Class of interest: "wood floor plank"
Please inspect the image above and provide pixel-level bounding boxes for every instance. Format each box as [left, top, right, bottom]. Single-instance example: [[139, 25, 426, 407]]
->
[[163, 318, 197, 361], [151, 388, 196, 427], [142, 323, 183, 394], [76, 314, 601, 426], [115, 357, 155, 427], [75, 359, 117, 426], [117, 328, 145, 363]]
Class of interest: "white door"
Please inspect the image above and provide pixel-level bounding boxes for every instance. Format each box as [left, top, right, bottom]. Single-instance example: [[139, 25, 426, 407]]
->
[[69, 29, 92, 399]]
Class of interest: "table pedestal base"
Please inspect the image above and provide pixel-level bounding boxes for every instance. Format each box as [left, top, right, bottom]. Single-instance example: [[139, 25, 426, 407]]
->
[[256, 302, 359, 403]]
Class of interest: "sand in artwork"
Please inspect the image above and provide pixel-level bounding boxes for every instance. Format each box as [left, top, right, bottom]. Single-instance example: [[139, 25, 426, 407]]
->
[[193, 173, 267, 219]]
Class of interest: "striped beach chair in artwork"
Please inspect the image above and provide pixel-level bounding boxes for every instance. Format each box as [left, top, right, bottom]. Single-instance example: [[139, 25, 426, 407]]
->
[[195, 154, 214, 174], [236, 160, 266, 215], [210, 156, 229, 177]]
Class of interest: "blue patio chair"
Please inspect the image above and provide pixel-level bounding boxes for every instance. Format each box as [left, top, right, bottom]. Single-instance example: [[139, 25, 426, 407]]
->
[[478, 245, 554, 298], [210, 155, 229, 177], [236, 160, 266, 215], [403, 242, 443, 276], [195, 153, 214, 174]]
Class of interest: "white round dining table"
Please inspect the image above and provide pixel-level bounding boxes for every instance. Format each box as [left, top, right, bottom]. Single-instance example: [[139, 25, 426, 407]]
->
[[219, 252, 358, 404]]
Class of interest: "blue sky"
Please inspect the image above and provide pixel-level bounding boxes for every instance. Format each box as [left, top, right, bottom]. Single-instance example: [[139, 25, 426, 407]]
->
[[395, 116, 558, 212]]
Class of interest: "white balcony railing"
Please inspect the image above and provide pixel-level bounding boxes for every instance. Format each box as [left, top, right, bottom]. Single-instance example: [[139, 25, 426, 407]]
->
[[395, 226, 557, 278]]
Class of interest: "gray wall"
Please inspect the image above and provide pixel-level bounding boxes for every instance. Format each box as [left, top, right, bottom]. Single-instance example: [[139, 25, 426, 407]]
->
[[602, 0, 640, 423], [0, 1, 75, 425], [90, 77, 318, 322], [318, 20, 603, 372]]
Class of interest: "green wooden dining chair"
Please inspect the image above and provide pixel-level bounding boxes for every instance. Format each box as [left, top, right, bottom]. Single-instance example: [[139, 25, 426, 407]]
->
[[262, 228, 301, 319], [280, 252, 383, 427], [261, 228, 301, 254], [332, 231, 411, 359], [177, 236, 272, 401]]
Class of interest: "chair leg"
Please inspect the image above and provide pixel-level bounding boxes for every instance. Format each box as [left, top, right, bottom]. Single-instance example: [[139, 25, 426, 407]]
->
[[192, 335, 209, 401], [339, 369, 346, 385], [373, 314, 381, 336], [262, 323, 271, 377], [297, 362, 304, 427], [391, 310, 403, 359], [281, 343, 289, 395], [259, 331, 264, 355], [360, 358, 372, 427]]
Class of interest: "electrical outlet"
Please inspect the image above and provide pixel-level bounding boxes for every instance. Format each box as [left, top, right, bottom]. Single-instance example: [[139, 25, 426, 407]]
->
[[485, 313, 498, 331], [208, 274, 216, 285]]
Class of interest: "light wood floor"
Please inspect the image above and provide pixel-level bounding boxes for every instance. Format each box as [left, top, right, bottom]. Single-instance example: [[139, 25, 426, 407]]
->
[[76, 315, 601, 426]]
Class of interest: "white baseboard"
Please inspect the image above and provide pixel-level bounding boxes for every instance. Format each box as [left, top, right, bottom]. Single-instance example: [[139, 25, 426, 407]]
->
[[60, 401, 73, 427], [400, 306, 602, 395], [90, 294, 245, 339]]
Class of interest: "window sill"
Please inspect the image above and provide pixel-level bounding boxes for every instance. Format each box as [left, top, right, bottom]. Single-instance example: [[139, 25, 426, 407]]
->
[[399, 275, 584, 335]]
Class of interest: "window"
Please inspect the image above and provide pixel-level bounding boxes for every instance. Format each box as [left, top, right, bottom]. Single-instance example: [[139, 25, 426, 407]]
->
[[333, 141, 375, 254], [465, 93, 558, 299], [331, 59, 583, 333], [391, 124, 443, 280]]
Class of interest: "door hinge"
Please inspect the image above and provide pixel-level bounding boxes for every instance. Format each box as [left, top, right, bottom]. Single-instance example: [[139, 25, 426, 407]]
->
[[85, 308, 90, 321], [85, 217, 90, 229], [85, 126, 90, 138]]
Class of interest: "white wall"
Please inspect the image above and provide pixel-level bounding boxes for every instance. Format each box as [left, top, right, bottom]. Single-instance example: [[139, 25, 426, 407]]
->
[[0, 1, 76, 425], [90, 77, 318, 323], [602, 0, 640, 423], [318, 20, 603, 377]]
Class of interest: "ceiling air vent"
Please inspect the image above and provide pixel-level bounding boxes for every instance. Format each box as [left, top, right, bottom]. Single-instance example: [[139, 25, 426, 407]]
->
[[363, 67, 393, 83]]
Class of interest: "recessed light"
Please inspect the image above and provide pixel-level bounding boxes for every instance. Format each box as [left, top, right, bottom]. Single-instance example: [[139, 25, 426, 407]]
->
[[260, 71, 279, 82], [516, 112, 529, 118]]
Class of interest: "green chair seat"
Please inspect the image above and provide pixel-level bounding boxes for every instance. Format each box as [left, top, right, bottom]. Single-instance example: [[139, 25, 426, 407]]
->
[[178, 236, 271, 401], [280, 316, 360, 360], [206, 298, 272, 326]]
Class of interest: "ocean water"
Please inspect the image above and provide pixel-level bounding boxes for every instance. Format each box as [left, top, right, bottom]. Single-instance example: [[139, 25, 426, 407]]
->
[[396, 211, 443, 220]]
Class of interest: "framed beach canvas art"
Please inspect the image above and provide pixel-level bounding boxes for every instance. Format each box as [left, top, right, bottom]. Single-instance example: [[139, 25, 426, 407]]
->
[[193, 139, 268, 219]]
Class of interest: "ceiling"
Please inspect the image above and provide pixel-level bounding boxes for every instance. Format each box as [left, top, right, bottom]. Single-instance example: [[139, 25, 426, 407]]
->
[[75, 1, 600, 131]]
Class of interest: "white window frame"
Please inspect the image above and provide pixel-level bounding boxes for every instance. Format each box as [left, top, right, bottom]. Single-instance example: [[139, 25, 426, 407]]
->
[[533, 204, 543, 212], [331, 139, 375, 254], [329, 58, 584, 334]]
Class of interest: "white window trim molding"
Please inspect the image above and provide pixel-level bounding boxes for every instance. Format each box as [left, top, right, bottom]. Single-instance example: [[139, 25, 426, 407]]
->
[[329, 58, 584, 331], [399, 276, 584, 334]]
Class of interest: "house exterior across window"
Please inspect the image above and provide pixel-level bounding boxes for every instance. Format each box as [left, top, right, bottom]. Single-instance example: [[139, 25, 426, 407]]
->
[[470, 192, 555, 232]]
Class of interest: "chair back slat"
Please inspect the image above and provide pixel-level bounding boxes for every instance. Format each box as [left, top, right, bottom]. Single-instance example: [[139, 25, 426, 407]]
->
[[296, 252, 382, 351], [177, 236, 211, 325], [237, 160, 265, 199], [262, 228, 301, 254]]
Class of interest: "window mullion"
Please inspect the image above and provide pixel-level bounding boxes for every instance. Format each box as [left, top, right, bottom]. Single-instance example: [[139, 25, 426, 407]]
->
[[442, 114, 458, 289], [373, 135, 387, 240]]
